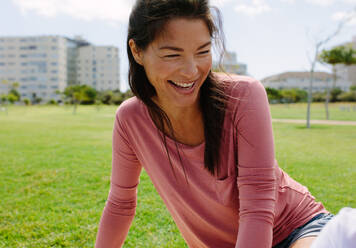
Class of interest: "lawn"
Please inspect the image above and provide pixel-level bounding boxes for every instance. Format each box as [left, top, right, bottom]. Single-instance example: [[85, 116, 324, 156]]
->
[[270, 102, 356, 121], [0, 105, 355, 247]]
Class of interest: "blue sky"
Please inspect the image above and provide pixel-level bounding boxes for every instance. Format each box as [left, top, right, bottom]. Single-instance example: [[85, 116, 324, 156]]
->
[[0, 0, 355, 91]]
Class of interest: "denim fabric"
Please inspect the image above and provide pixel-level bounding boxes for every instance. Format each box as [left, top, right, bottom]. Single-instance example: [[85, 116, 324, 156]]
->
[[273, 213, 334, 248]]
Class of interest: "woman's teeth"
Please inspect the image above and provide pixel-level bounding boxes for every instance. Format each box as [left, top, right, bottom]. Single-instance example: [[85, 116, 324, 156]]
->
[[169, 80, 195, 88]]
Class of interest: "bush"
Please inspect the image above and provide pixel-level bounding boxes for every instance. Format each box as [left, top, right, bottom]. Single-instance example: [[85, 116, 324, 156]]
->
[[47, 99, 57, 105], [280, 88, 307, 103], [33, 97, 42, 104], [312, 92, 326, 102], [0, 94, 7, 104], [330, 88, 343, 102], [99, 90, 113, 105], [337, 91, 356, 102], [7, 93, 18, 103], [23, 98, 31, 105], [9, 89, 20, 101], [266, 87, 282, 103]]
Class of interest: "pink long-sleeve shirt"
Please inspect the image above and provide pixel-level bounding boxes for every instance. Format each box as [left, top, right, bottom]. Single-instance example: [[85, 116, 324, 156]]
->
[[95, 75, 326, 248]]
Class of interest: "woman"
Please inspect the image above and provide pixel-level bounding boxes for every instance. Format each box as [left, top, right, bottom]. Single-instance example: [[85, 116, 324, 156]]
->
[[95, 1, 332, 247]]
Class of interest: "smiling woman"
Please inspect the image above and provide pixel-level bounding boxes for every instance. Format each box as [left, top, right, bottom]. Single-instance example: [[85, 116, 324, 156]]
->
[[130, 18, 212, 113], [95, 1, 331, 248]]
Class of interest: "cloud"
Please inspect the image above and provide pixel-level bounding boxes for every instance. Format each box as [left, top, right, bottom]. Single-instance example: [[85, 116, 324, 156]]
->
[[12, 0, 135, 24], [305, 0, 335, 6], [211, 0, 234, 7], [234, 0, 271, 17], [306, 0, 356, 6], [280, 0, 296, 3], [332, 10, 356, 26]]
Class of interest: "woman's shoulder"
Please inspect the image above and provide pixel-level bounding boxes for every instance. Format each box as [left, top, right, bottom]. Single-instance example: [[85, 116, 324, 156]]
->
[[115, 96, 144, 122], [213, 73, 267, 111], [214, 72, 264, 98]]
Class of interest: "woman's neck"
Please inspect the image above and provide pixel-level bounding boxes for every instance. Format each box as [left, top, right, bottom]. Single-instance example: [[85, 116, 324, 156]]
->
[[152, 97, 205, 146]]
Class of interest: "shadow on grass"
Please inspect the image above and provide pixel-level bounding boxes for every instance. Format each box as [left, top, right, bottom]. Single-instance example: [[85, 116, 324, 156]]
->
[[295, 125, 331, 130]]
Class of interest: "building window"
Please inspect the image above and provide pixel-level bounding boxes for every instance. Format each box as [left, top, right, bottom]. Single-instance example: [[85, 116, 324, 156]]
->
[[0, 62, 5, 66]]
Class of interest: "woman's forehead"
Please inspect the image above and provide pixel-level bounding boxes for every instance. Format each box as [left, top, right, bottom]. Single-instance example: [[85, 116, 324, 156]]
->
[[152, 18, 211, 49]]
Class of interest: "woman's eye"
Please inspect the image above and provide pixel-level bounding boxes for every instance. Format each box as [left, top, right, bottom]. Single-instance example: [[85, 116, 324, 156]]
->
[[198, 50, 210, 55], [164, 54, 180, 58]]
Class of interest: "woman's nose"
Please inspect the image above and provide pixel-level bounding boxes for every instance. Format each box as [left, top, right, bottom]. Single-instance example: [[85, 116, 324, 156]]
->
[[180, 58, 198, 79]]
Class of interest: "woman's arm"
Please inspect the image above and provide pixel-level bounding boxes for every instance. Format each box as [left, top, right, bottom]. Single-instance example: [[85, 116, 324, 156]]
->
[[233, 79, 277, 248], [95, 108, 142, 248]]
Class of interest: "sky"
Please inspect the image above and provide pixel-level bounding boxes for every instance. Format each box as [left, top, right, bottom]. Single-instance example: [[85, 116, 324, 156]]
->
[[0, 0, 355, 91]]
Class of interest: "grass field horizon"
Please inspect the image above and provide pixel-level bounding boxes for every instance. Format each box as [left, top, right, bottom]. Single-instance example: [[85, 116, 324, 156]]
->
[[1, 101, 356, 121], [0, 104, 355, 247]]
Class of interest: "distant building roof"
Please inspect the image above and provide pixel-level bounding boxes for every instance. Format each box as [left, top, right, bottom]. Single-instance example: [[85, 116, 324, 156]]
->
[[261, 71, 333, 82]]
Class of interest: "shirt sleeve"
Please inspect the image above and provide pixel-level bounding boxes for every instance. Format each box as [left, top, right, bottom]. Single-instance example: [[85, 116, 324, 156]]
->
[[233, 80, 277, 248], [95, 107, 142, 248]]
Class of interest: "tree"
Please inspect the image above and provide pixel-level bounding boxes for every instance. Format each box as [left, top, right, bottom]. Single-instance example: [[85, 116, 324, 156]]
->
[[265, 87, 282, 103], [7, 93, 18, 104], [319, 46, 350, 119], [0, 80, 20, 114], [63, 85, 97, 114], [305, 8, 356, 127]]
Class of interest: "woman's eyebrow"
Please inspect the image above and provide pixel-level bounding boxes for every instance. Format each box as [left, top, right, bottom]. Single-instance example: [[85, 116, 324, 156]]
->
[[158, 41, 211, 52]]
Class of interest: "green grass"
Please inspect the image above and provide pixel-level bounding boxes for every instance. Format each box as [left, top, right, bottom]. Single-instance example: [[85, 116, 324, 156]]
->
[[270, 102, 356, 121], [0, 105, 355, 247]]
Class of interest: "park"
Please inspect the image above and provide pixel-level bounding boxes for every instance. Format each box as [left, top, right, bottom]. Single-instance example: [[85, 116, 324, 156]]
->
[[0, 103, 355, 247]]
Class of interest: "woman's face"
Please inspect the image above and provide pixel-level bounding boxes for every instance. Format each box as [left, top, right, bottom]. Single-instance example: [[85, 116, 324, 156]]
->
[[131, 18, 212, 110]]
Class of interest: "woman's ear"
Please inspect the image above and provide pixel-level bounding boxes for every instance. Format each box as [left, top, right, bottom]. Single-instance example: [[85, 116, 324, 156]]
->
[[129, 39, 143, 65]]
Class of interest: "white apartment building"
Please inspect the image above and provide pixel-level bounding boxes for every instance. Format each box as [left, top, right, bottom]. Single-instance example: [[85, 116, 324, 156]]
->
[[0, 35, 70, 101], [76, 45, 119, 91], [213, 51, 248, 75], [261, 71, 352, 92], [0, 35, 120, 102]]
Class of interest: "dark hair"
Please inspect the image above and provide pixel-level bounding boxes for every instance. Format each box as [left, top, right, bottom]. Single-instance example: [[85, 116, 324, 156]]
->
[[127, 0, 227, 178]]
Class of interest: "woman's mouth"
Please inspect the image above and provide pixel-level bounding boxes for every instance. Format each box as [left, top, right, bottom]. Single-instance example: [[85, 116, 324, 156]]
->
[[168, 80, 195, 89]]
